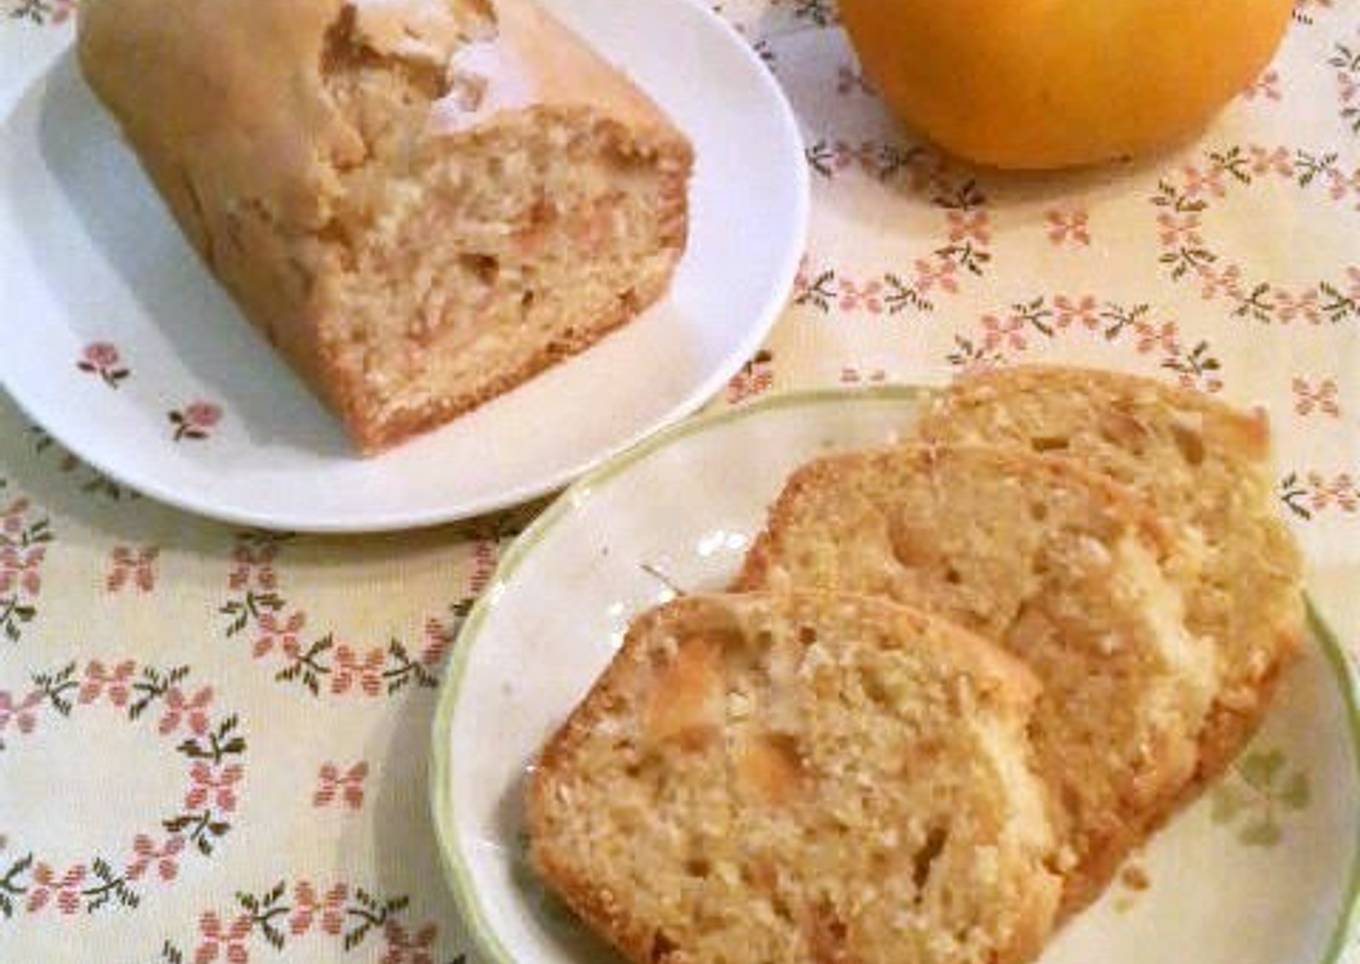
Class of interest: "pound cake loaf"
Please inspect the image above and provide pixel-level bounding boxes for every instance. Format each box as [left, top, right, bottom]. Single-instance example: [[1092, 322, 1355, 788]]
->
[[914, 366, 1305, 790], [78, 0, 693, 451], [529, 592, 1061, 964], [734, 445, 1217, 914]]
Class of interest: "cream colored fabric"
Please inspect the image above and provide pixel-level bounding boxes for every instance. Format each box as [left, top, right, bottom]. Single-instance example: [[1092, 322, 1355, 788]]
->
[[0, 1, 1357, 960]]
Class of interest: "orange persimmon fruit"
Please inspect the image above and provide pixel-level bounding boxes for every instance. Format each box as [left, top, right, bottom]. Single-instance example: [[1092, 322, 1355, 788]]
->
[[839, 0, 1293, 169]]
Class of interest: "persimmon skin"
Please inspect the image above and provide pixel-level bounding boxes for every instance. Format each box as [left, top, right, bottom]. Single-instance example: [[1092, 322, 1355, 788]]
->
[[840, 0, 1293, 170]]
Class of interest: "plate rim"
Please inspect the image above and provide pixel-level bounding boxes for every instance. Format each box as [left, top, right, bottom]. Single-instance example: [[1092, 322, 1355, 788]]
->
[[429, 383, 1360, 964], [0, 0, 810, 534]]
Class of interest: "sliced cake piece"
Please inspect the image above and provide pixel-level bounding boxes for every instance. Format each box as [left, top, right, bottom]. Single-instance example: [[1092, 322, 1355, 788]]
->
[[529, 592, 1061, 964], [734, 445, 1217, 914], [913, 365, 1305, 789], [78, 0, 693, 451]]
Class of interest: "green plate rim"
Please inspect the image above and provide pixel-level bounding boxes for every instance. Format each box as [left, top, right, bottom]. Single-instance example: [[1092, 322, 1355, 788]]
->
[[1313, 599, 1360, 964], [429, 384, 1360, 964]]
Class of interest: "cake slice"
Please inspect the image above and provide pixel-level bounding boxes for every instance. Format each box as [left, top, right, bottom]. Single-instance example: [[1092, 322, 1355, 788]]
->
[[913, 366, 1305, 790], [734, 445, 1217, 914], [529, 592, 1061, 964], [78, 0, 693, 451]]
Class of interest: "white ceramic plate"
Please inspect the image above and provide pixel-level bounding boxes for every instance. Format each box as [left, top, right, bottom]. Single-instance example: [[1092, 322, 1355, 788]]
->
[[431, 387, 1360, 964], [0, 0, 807, 532]]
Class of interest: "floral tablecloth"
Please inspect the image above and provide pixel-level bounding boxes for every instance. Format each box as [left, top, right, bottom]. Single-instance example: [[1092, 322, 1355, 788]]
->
[[2, 0, 1359, 961]]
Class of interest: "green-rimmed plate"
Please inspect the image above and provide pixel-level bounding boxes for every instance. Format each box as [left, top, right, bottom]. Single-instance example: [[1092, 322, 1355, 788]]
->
[[431, 386, 1360, 964]]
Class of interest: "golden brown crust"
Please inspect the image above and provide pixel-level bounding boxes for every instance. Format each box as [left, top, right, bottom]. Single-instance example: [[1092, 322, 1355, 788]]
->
[[527, 600, 732, 963], [931, 364, 1272, 462], [528, 593, 1059, 964], [1181, 629, 1297, 793], [524, 607, 657, 962]]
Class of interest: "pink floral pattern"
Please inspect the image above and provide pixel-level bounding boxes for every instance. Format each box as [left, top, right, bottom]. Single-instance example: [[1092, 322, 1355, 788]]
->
[[799, 147, 994, 314], [195, 910, 252, 964], [331, 645, 384, 697], [979, 312, 1029, 353], [1157, 212, 1204, 247], [1243, 69, 1283, 102], [792, 258, 834, 310], [107, 545, 159, 592], [125, 835, 184, 883], [253, 609, 304, 658], [951, 296, 1225, 394], [228, 542, 278, 591], [1248, 144, 1294, 176], [837, 278, 884, 312], [171, 880, 453, 964], [910, 257, 960, 297], [840, 366, 888, 386], [313, 762, 369, 810], [219, 532, 448, 698], [805, 139, 937, 184], [1329, 165, 1360, 204], [26, 864, 86, 915], [0, 660, 246, 920], [795, 259, 976, 315], [0, 492, 51, 643], [1152, 146, 1360, 325], [76, 342, 130, 388], [1281, 472, 1360, 517], [289, 882, 348, 936], [1294, 377, 1343, 417], [0, 544, 43, 597], [169, 401, 223, 442], [947, 209, 991, 245], [0, 690, 41, 737], [79, 659, 136, 706], [1181, 163, 1229, 199], [1281, 289, 1324, 323], [160, 685, 213, 736], [185, 763, 243, 813], [1198, 263, 1245, 301], [726, 350, 775, 404], [420, 611, 458, 667], [381, 920, 438, 964], [1047, 207, 1092, 247], [1134, 320, 1181, 356], [1053, 295, 1100, 330], [1333, 39, 1360, 135]]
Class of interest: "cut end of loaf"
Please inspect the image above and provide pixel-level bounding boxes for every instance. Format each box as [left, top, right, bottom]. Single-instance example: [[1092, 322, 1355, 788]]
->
[[312, 1, 693, 452], [528, 592, 1061, 964]]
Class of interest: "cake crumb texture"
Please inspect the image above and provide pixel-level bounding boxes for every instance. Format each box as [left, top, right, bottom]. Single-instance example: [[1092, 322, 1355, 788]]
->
[[914, 366, 1305, 793], [735, 444, 1217, 914], [529, 592, 1061, 964]]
